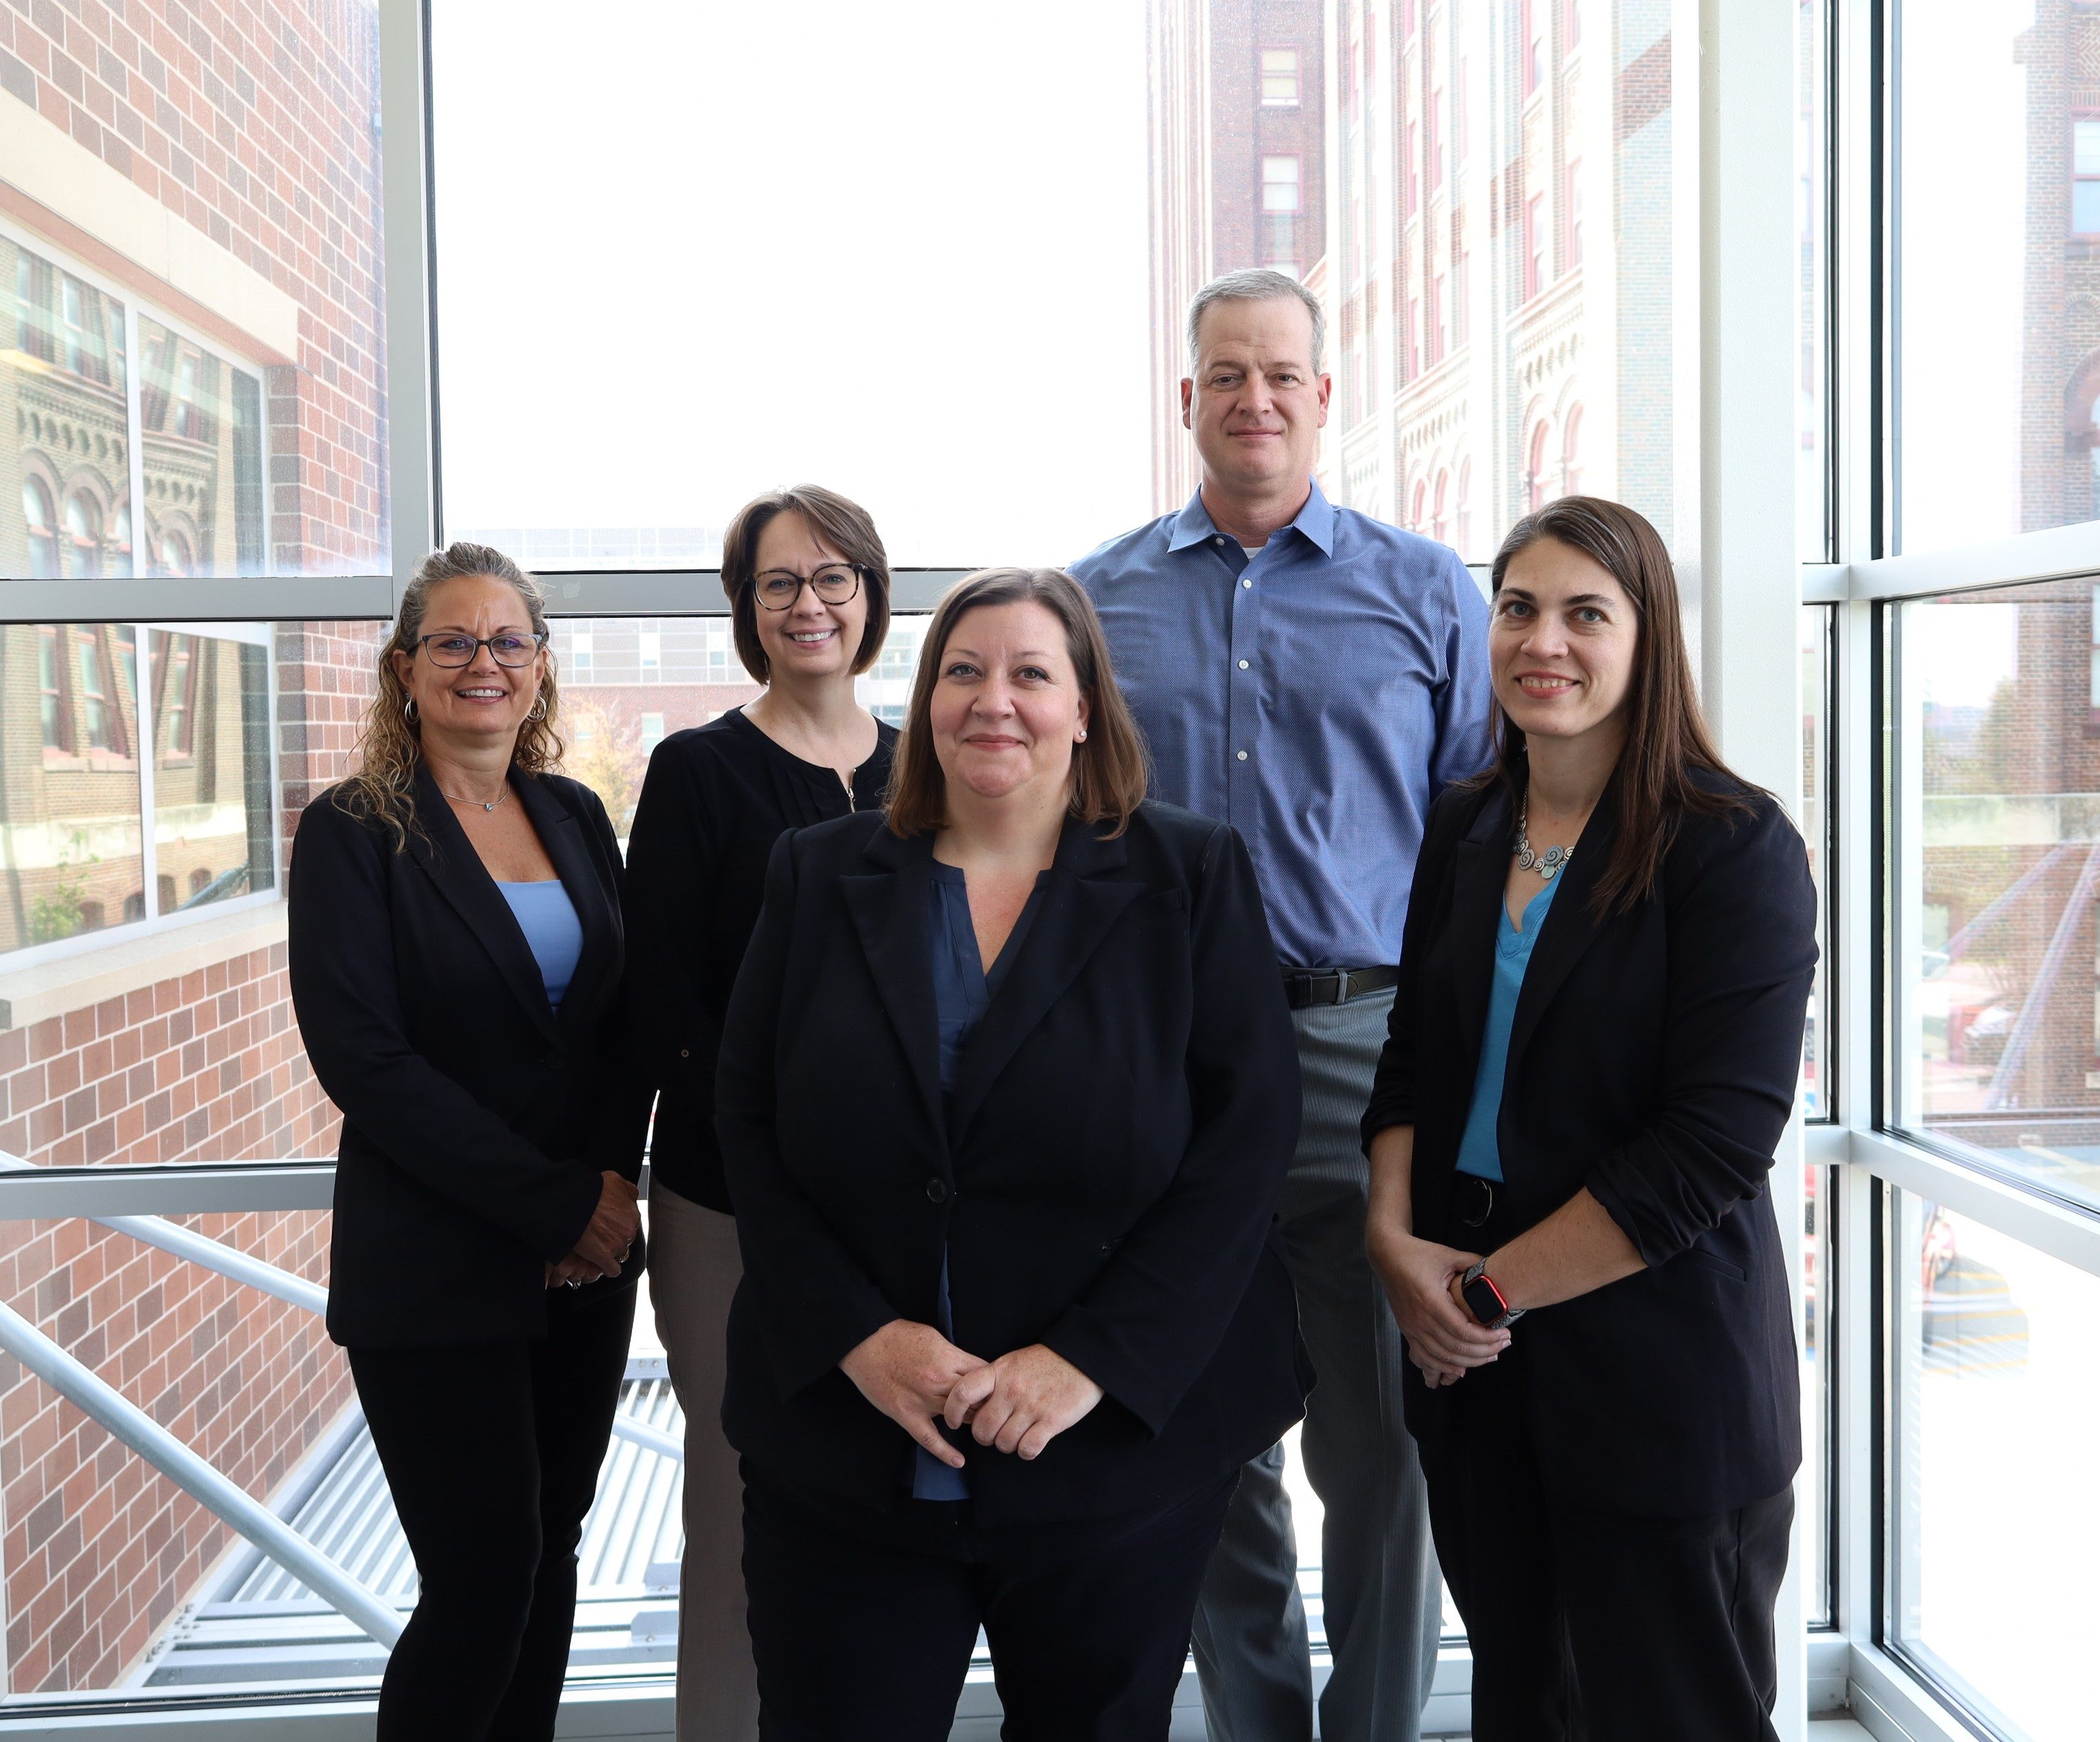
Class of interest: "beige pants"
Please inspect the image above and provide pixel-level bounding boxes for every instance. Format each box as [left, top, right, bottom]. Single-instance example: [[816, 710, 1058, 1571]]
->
[[648, 1182, 759, 1742]]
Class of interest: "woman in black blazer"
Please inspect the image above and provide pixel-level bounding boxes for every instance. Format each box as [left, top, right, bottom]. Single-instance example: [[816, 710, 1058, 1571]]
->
[[715, 567, 1306, 1741], [288, 542, 644, 1742], [622, 486, 897, 1742], [1363, 498, 1817, 1742]]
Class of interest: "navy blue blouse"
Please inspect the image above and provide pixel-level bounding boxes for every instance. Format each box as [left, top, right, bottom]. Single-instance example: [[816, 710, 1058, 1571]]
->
[[916, 860, 1045, 1500]]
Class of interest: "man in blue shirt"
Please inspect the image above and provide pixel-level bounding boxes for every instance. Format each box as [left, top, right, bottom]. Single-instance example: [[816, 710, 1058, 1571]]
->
[[1072, 269, 1492, 1742]]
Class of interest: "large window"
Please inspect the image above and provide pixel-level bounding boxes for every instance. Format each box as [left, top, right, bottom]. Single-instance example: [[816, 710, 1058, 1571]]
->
[[429, 0, 1152, 569], [1891, 582, 2100, 1216], [1892, 0, 2099, 554]]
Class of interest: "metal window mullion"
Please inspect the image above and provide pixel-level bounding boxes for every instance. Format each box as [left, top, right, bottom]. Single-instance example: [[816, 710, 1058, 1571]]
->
[[379, 0, 436, 604], [122, 300, 147, 583], [133, 619, 158, 920]]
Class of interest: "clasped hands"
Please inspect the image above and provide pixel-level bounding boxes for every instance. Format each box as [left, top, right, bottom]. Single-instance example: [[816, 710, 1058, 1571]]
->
[[839, 1320, 1104, 1469], [1367, 1223, 1512, 1390], [545, 1170, 641, 1289]]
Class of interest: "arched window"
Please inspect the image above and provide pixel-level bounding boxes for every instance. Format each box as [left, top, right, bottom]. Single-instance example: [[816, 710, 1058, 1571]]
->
[[1432, 469, 1451, 545], [1526, 420, 1552, 512], [158, 532, 194, 577], [1411, 478, 1429, 532], [22, 477, 57, 579], [63, 492, 102, 580], [1456, 457, 1473, 556], [1561, 403, 1585, 497]]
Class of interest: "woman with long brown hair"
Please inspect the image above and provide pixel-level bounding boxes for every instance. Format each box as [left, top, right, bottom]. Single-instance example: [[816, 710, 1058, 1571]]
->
[[1362, 499, 1817, 1740], [715, 567, 1306, 1739], [288, 542, 643, 1740]]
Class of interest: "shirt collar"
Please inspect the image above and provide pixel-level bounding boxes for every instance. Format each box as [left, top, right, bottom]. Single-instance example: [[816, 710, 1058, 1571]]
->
[[1168, 477, 1337, 558]]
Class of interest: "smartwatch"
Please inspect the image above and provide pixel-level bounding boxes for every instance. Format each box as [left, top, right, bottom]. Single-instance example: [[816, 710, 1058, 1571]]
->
[[1460, 1259, 1525, 1332]]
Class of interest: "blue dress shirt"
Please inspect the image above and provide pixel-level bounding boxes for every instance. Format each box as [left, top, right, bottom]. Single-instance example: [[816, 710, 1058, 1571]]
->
[[1071, 480, 1494, 970], [497, 879, 584, 1009], [1453, 877, 1562, 1182]]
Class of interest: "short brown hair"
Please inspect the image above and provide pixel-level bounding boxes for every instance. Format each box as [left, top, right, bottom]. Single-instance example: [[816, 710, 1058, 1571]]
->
[[719, 485, 892, 683], [1485, 497, 1754, 914], [886, 567, 1151, 839]]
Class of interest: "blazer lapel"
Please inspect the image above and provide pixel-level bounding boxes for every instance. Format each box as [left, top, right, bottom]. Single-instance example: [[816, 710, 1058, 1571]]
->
[[841, 829, 946, 1138], [1450, 787, 1511, 1082], [1504, 776, 1622, 1075], [514, 776, 617, 1036], [405, 765, 563, 1047], [946, 820, 1142, 1144]]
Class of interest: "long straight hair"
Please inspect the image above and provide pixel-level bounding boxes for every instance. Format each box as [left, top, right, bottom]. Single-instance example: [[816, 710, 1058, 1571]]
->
[[1485, 497, 1753, 914]]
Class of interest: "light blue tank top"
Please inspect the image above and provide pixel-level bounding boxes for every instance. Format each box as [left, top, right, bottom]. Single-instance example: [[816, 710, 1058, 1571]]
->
[[1453, 876, 1561, 1182], [497, 879, 584, 1009]]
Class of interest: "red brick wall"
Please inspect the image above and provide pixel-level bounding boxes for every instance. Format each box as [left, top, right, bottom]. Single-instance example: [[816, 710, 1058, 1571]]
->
[[0, 0, 387, 571], [0, 1209, 346, 1693], [0, 619, 383, 1691]]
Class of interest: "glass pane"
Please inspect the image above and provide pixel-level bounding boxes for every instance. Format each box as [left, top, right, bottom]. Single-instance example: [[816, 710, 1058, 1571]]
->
[[1801, 606, 1831, 1118], [1802, 1162, 1830, 1628], [150, 632, 276, 913], [1796, 0, 1830, 560], [0, 1208, 678, 1702], [0, 5, 386, 579], [3, 239, 131, 579], [1892, 582, 2100, 1213], [1890, 1194, 2100, 1740], [1894, 2, 2097, 553], [0, 625, 144, 954], [432, 2, 1153, 567], [548, 615, 931, 837], [1313, 0, 1672, 560], [0, 621, 385, 1167], [137, 322, 267, 578]]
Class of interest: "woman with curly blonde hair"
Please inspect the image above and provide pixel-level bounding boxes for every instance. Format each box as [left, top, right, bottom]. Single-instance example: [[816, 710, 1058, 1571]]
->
[[289, 542, 645, 1741]]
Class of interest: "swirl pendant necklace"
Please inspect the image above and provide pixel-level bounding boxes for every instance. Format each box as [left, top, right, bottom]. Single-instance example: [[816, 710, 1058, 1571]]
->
[[1514, 807, 1574, 881]]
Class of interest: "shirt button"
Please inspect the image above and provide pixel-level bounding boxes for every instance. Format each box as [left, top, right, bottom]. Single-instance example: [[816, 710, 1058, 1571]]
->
[[1238, 659, 1250, 670], [926, 1178, 950, 1204], [1241, 577, 1252, 588], [1237, 750, 1250, 762]]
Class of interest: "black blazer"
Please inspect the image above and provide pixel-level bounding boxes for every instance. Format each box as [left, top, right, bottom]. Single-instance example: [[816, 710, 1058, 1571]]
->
[[621, 710, 898, 1212], [1363, 772, 1817, 1518], [715, 802, 1309, 1525], [288, 767, 644, 1349]]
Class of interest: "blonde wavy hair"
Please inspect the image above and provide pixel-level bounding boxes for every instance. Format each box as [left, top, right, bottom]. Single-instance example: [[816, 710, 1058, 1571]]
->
[[335, 542, 564, 851]]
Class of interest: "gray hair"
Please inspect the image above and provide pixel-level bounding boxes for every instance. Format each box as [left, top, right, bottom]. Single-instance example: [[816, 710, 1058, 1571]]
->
[[1185, 269, 1326, 376]]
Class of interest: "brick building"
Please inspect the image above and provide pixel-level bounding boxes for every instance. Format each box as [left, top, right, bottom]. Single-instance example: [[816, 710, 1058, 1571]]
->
[[1147, 0, 1675, 560], [1147, 0, 1328, 512], [0, 0, 390, 1693]]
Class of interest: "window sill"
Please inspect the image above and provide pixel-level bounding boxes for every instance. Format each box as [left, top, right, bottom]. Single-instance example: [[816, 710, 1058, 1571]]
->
[[0, 898, 286, 1031]]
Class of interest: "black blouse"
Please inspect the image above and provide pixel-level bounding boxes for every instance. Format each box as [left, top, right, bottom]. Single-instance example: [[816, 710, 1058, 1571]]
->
[[623, 707, 898, 1210]]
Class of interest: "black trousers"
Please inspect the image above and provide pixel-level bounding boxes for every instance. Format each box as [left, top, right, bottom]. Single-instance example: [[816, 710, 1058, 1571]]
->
[[1422, 1333, 1793, 1742], [346, 1278, 636, 1742], [742, 1467, 1237, 1741]]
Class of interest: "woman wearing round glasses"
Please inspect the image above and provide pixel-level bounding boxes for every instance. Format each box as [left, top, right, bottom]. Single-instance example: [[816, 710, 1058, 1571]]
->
[[287, 542, 645, 1739], [621, 485, 896, 1742]]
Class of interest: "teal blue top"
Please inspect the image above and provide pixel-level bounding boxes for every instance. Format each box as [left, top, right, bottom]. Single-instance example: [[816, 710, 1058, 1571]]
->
[[1453, 876, 1562, 1182], [497, 879, 584, 1010]]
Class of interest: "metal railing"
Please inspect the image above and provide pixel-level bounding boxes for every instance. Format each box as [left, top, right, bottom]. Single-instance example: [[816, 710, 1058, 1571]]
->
[[0, 1155, 692, 1646]]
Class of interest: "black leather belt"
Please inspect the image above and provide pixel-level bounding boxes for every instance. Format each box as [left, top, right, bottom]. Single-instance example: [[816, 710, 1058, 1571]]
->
[[1280, 965, 1400, 1010]]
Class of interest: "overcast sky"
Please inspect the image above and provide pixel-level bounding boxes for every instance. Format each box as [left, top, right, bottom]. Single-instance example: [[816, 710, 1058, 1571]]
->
[[429, 0, 1156, 569]]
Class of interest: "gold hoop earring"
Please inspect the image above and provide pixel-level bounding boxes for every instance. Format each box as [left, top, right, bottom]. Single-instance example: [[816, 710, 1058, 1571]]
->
[[526, 694, 547, 723]]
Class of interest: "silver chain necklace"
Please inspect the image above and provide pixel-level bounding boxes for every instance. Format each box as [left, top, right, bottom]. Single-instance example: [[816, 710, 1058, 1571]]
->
[[440, 785, 510, 814], [1514, 807, 1574, 881]]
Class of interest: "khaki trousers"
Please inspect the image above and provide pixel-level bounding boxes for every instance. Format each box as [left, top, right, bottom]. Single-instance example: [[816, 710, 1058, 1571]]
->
[[649, 1182, 760, 1742]]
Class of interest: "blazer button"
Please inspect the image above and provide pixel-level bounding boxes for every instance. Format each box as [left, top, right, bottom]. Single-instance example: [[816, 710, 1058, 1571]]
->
[[926, 1178, 950, 1204], [679, 1048, 691, 1059]]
